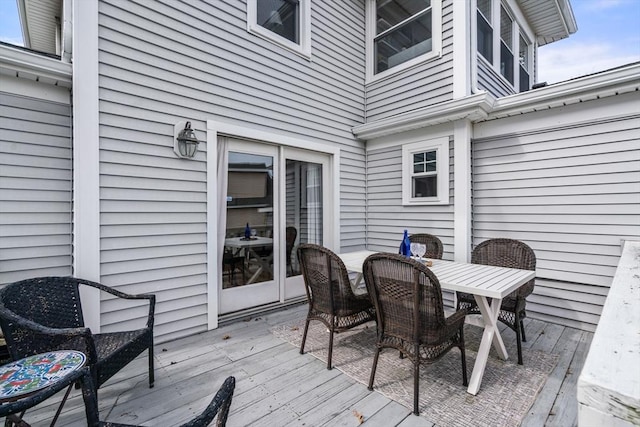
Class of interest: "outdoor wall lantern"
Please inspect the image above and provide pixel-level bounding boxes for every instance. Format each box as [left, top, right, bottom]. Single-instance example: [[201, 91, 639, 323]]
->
[[174, 121, 200, 159]]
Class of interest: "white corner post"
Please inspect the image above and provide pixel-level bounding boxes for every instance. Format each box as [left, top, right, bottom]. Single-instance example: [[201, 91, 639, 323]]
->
[[453, 120, 473, 263], [452, 0, 471, 98], [73, 0, 101, 332], [206, 121, 219, 330]]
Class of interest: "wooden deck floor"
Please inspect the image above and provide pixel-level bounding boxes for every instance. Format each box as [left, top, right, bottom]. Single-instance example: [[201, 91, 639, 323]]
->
[[12, 303, 593, 426]]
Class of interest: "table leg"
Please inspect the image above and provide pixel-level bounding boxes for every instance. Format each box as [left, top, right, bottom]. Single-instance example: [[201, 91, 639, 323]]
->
[[246, 249, 273, 284], [466, 295, 508, 395]]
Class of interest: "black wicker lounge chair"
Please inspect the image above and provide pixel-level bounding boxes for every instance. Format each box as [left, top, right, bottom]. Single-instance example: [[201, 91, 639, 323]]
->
[[0, 276, 155, 391], [456, 238, 536, 365], [363, 253, 467, 415], [95, 376, 236, 427], [297, 243, 375, 370]]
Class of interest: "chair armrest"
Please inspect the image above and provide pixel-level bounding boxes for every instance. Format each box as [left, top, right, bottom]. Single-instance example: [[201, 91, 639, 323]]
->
[[444, 308, 467, 330], [79, 280, 156, 329]]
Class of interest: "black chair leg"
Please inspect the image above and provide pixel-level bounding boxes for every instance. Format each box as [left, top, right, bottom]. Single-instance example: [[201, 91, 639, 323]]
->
[[520, 318, 527, 342], [327, 329, 334, 370], [368, 347, 381, 391], [515, 312, 523, 365], [460, 326, 468, 386], [149, 341, 155, 388], [300, 318, 311, 355], [413, 344, 420, 415]]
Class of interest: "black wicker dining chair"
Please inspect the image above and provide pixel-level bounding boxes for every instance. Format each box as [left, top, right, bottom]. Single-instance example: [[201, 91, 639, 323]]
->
[[95, 376, 236, 427], [0, 276, 155, 393], [297, 243, 376, 370], [409, 233, 444, 259], [456, 238, 536, 365], [363, 253, 467, 416]]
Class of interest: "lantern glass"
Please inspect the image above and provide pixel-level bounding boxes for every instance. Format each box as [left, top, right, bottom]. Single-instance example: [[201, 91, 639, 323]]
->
[[176, 121, 199, 158]]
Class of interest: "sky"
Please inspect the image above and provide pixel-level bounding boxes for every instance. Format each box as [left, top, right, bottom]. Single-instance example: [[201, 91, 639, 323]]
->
[[0, 0, 639, 84]]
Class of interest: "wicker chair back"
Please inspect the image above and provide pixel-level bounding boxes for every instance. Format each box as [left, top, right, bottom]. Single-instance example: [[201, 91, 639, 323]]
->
[[408, 233, 444, 259], [296, 243, 375, 370], [363, 252, 467, 415]]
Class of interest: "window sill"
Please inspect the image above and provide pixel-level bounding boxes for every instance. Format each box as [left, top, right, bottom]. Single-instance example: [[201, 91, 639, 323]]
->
[[248, 25, 311, 60]]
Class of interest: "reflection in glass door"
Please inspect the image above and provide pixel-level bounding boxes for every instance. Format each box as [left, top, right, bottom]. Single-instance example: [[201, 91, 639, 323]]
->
[[220, 141, 279, 314], [285, 159, 323, 277], [223, 151, 274, 288]]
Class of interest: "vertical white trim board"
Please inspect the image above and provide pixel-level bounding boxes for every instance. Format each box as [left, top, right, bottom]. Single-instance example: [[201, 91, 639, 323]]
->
[[73, 0, 100, 332]]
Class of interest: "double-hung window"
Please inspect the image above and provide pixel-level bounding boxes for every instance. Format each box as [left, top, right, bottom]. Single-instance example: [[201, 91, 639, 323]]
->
[[368, 0, 442, 80], [402, 137, 449, 205], [518, 34, 531, 91], [248, 0, 311, 58], [477, 0, 493, 63], [477, 0, 532, 93], [499, 6, 514, 84]]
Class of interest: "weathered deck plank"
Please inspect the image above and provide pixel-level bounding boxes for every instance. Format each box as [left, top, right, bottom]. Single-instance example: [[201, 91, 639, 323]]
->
[[6, 303, 592, 427]]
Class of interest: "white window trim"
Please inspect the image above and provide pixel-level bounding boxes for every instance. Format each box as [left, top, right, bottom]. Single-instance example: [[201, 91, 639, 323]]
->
[[365, 0, 443, 84], [478, 0, 535, 93], [247, 0, 311, 59], [402, 136, 449, 206]]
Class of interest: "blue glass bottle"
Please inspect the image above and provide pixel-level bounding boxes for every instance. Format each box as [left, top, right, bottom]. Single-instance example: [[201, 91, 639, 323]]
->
[[402, 230, 411, 257], [244, 223, 251, 239]]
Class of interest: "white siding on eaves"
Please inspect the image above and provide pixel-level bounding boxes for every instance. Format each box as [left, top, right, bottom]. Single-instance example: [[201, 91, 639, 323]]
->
[[97, 0, 366, 341], [0, 93, 72, 284], [365, 0, 455, 122], [472, 111, 640, 331], [477, 57, 514, 98]]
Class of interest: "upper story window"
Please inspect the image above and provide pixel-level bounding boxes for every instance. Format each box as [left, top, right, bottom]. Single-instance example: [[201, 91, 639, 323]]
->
[[499, 6, 514, 84], [477, 0, 493, 63], [402, 137, 449, 205], [367, 0, 442, 81], [477, 0, 532, 93], [248, 0, 311, 58], [519, 34, 531, 91]]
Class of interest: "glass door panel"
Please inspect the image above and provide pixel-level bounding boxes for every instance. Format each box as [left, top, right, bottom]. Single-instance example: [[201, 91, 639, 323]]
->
[[220, 140, 279, 314], [283, 147, 331, 300]]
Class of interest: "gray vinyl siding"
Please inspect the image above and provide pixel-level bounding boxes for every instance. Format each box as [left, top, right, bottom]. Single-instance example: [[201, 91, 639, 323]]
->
[[472, 111, 640, 331], [477, 56, 515, 98], [0, 93, 72, 285], [97, 0, 366, 341], [366, 138, 455, 303], [365, 0, 455, 123]]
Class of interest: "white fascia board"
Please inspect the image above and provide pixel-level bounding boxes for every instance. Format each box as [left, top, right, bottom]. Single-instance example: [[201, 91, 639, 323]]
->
[[0, 44, 71, 85], [352, 92, 496, 140], [487, 63, 640, 119], [16, 0, 30, 48]]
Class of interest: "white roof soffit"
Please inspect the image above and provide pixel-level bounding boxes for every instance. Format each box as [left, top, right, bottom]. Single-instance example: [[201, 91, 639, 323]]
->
[[486, 62, 640, 120], [0, 43, 71, 87], [17, 0, 62, 55], [352, 93, 496, 140], [520, 0, 578, 46], [352, 63, 639, 140]]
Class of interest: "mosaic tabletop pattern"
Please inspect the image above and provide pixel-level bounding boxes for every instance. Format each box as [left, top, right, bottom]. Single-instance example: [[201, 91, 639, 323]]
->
[[0, 351, 86, 401]]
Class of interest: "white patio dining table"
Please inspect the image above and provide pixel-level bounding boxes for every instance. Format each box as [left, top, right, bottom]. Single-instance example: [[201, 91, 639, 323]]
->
[[337, 250, 536, 396], [225, 236, 274, 284]]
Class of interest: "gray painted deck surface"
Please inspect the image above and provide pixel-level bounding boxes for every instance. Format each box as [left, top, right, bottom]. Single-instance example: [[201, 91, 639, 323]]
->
[[17, 304, 592, 426]]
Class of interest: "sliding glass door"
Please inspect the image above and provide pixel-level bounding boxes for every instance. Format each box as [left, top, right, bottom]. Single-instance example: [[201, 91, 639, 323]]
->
[[219, 140, 332, 314]]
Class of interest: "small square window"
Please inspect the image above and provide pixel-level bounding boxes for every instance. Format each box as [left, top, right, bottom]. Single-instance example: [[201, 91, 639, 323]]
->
[[248, 0, 311, 58], [402, 137, 449, 205]]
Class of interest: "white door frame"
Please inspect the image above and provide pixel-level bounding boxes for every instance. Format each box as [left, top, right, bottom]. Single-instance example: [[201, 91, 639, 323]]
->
[[206, 120, 340, 329]]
